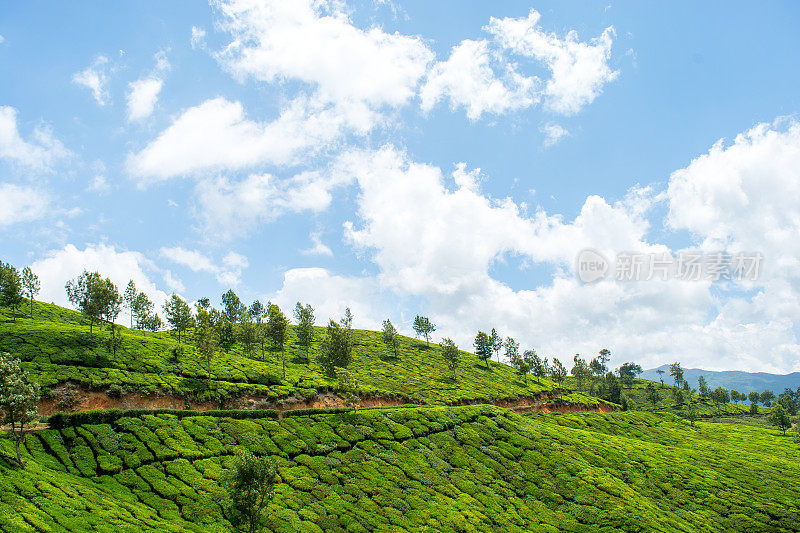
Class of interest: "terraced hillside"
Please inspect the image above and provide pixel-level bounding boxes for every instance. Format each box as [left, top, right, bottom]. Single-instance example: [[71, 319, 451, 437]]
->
[[2, 406, 799, 532], [0, 301, 608, 413]]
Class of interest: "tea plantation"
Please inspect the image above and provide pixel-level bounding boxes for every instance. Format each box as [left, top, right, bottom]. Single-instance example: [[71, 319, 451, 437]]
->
[[0, 301, 570, 407], [2, 406, 799, 532]]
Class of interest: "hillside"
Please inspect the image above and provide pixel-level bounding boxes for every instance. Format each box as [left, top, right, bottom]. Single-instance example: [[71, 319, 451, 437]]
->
[[2, 406, 799, 532], [642, 365, 800, 396], [0, 300, 608, 415]]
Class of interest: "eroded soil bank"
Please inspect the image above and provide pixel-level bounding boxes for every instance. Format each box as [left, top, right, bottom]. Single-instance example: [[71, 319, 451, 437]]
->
[[35, 383, 615, 420]]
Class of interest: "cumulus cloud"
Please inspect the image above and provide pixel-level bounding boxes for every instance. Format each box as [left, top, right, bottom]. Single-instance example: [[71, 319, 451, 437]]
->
[[29, 243, 171, 327], [159, 246, 249, 285], [270, 268, 387, 331], [213, 0, 433, 108], [0, 106, 70, 170], [87, 175, 110, 193], [420, 39, 539, 120], [72, 55, 111, 106], [486, 9, 617, 115], [193, 168, 348, 238], [329, 142, 800, 372], [0, 183, 51, 226], [128, 96, 373, 182], [421, 9, 617, 119]]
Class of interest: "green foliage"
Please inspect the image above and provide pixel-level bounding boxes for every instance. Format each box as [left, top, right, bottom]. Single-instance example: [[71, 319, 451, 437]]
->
[[65, 270, 121, 339], [1, 299, 560, 407], [669, 361, 684, 388], [0, 351, 39, 465], [292, 303, 315, 361], [317, 310, 353, 377], [439, 338, 459, 381], [222, 451, 276, 533], [549, 357, 567, 384], [0, 262, 24, 321], [473, 331, 491, 370], [412, 315, 436, 346], [163, 294, 194, 344], [768, 404, 792, 435], [20, 267, 39, 319], [381, 319, 398, 358], [266, 304, 288, 380]]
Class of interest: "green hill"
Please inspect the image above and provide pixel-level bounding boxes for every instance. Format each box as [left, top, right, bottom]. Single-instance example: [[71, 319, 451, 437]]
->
[[2, 406, 799, 532], [0, 300, 605, 414]]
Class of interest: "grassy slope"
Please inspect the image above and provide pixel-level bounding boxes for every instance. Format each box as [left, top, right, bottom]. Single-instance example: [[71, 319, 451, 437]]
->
[[2, 407, 799, 532], [0, 301, 567, 406]]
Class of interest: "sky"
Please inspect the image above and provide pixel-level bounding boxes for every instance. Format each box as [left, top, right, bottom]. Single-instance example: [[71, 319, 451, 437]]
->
[[1, 1, 800, 372]]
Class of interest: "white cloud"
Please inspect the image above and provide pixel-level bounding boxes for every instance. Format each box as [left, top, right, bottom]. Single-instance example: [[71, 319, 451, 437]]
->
[[126, 78, 163, 121], [0, 183, 51, 226], [540, 122, 569, 147], [213, 0, 433, 108], [126, 51, 170, 122], [128, 96, 372, 182], [421, 9, 617, 119], [420, 39, 539, 120], [191, 26, 207, 49], [159, 246, 249, 285], [0, 35, 4, 44], [72, 55, 111, 106], [486, 9, 617, 115], [29, 243, 170, 327], [193, 168, 347, 239], [270, 267, 386, 330], [0, 106, 70, 170], [330, 144, 800, 372], [301, 232, 333, 257]]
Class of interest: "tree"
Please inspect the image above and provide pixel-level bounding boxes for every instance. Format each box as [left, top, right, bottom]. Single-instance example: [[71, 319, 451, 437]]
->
[[222, 289, 244, 324], [293, 302, 315, 362], [222, 450, 276, 533], [249, 300, 265, 323], [571, 355, 591, 390], [778, 392, 797, 416], [197, 297, 211, 310], [549, 358, 567, 384], [335, 367, 359, 411], [0, 262, 24, 322], [266, 303, 289, 380], [381, 319, 399, 358], [672, 387, 684, 406], [669, 362, 684, 388], [133, 292, 160, 331], [0, 352, 40, 466], [489, 328, 503, 363], [163, 294, 193, 344], [711, 386, 730, 414], [760, 390, 775, 408], [107, 322, 123, 360], [589, 358, 605, 382], [505, 338, 526, 382], [195, 306, 217, 381], [655, 368, 665, 388], [768, 404, 792, 435], [21, 267, 39, 319], [412, 315, 436, 346], [123, 280, 137, 328], [686, 398, 699, 427], [473, 331, 492, 370], [595, 372, 622, 405], [317, 310, 354, 376], [748, 391, 760, 415], [65, 270, 112, 338], [597, 348, 611, 372], [529, 350, 549, 380], [99, 278, 122, 328], [645, 382, 660, 410], [616, 362, 643, 387], [240, 311, 257, 358], [729, 389, 740, 403], [440, 338, 460, 380]]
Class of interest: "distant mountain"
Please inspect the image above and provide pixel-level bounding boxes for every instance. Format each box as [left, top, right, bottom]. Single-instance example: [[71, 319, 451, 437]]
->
[[641, 365, 800, 396]]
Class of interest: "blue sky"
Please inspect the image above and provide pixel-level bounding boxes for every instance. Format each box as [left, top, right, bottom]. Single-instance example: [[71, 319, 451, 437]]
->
[[2, 1, 800, 372]]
